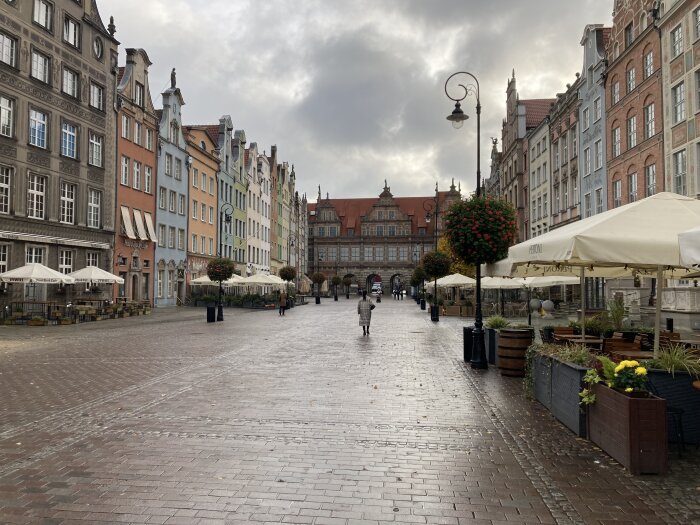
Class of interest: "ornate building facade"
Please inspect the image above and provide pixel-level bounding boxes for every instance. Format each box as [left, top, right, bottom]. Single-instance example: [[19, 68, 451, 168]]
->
[[0, 0, 118, 302], [115, 48, 158, 305], [308, 182, 461, 293]]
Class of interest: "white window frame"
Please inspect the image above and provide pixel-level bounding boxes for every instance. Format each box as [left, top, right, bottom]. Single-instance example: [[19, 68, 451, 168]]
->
[[0, 31, 17, 68], [626, 67, 636, 93], [89, 82, 104, 111], [0, 95, 13, 138], [58, 249, 73, 274], [643, 51, 653, 79], [644, 103, 655, 139], [672, 82, 686, 124], [582, 107, 590, 129], [628, 172, 638, 203], [31, 50, 50, 83], [593, 98, 601, 121], [671, 24, 683, 58], [59, 181, 75, 224], [120, 156, 129, 186], [88, 132, 103, 167], [594, 140, 602, 170], [121, 114, 130, 140], [87, 189, 101, 228], [144, 166, 153, 194], [583, 147, 591, 175], [61, 121, 77, 158], [612, 127, 621, 157], [0, 165, 11, 214], [627, 115, 637, 149], [645, 163, 657, 196], [63, 16, 79, 48], [178, 194, 185, 215], [29, 109, 47, 148], [27, 173, 46, 219], [613, 180, 622, 208], [133, 161, 141, 190], [612, 82, 620, 104], [192, 199, 198, 219], [33, 0, 53, 30], [673, 149, 687, 195]]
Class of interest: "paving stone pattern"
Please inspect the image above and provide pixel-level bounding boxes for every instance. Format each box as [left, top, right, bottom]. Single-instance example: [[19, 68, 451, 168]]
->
[[0, 299, 698, 524]]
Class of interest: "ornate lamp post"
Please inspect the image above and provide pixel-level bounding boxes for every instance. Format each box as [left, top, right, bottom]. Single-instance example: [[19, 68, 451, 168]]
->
[[445, 71, 487, 369], [423, 183, 440, 321]]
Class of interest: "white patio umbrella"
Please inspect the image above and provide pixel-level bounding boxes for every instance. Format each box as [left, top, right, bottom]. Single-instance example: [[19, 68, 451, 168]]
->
[[480, 276, 525, 289], [238, 274, 278, 285], [679, 225, 700, 268], [521, 276, 581, 288], [505, 192, 700, 354], [190, 275, 215, 286], [435, 273, 477, 287], [0, 263, 75, 284], [68, 266, 124, 284]]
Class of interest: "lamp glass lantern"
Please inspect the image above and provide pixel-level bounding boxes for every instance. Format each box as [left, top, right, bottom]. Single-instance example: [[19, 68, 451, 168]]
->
[[446, 102, 468, 129]]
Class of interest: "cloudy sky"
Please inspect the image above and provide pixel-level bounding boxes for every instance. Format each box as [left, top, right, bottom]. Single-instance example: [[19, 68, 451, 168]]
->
[[99, 0, 612, 202]]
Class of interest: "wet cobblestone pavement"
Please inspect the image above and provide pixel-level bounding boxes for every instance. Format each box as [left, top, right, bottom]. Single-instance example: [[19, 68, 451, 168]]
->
[[0, 299, 699, 524]]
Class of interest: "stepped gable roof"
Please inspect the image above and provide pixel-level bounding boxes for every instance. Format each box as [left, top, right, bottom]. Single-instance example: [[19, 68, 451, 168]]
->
[[308, 192, 452, 235], [523, 99, 556, 128]]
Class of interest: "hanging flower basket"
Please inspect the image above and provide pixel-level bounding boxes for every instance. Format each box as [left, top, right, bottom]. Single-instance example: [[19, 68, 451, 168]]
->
[[443, 196, 518, 264]]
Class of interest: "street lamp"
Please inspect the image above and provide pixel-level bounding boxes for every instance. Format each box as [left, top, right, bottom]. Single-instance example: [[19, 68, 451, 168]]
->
[[423, 183, 440, 321], [216, 202, 234, 321], [445, 70, 487, 370]]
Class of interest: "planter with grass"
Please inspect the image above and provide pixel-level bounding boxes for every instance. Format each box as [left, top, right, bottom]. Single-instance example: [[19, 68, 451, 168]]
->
[[484, 315, 508, 366]]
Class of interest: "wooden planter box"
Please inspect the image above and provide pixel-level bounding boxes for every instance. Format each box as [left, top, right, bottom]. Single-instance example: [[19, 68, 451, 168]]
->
[[443, 305, 461, 316], [588, 384, 667, 475], [647, 369, 700, 445], [60, 319, 73, 325], [460, 305, 474, 317], [533, 355, 552, 410], [26, 319, 47, 326], [551, 359, 589, 438]]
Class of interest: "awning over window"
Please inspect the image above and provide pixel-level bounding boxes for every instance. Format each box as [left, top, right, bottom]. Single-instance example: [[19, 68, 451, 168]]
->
[[120, 206, 137, 239], [143, 211, 158, 243], [132, 209, 149, 241]]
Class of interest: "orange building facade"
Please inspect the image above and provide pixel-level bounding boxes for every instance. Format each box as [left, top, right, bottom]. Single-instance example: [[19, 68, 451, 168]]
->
[[114, 49, 159, 305], [184, 127, 219, 285]]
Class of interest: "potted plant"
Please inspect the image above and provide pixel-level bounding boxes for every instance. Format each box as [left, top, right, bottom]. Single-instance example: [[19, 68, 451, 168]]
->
[[342, 276, 352, 299], [331, 276, 342, 302], [311, 272, 326, 304], [60, 317, 73, 325], [580, 357, 667, 475], [422, 251, 451, 322], [643, 344, 700, 445], [484, 315, 509, 365], [27, 316, 47, 326], [443, 300, 460, 316]]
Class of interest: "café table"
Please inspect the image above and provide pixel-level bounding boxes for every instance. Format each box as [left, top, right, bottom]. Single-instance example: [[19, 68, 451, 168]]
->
[[556, 335, 604, 350], [610, 349, 655, 361]]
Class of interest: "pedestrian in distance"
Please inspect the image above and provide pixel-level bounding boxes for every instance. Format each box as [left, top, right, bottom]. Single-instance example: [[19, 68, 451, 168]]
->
[[357, 290, 375, 336], [279, 289, 287, 316]]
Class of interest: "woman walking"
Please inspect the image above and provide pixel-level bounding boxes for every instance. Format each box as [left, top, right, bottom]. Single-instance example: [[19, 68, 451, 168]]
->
[[357, 290, 375, 335], [279, 289, 287, 316]]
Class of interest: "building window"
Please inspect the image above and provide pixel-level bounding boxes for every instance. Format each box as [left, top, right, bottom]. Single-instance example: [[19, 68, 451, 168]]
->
[[133, 161, 141, 190], [628, 172, 638, 202], [61, 122, 77, 158], [627, 116, 636, 149], [0, 31, 17, 68], [63, 16, 79, 48], [593, 97, 601, 121], [87, 189, 100, 228], [0, 245, 7, 276], [134, 121, 142, 145], [626, 68, 636, 93], [157, 224, 165, 247], [644, 103, 655, 139], [694, 7, 700, 40], [144, 166, 152, 194], [582, 107, 589, 129], [27, 173, 46, 219], [88, 132, 103, 166], [0, 165, 11, 214], [121, 115, 130, 140], [671, 24, 683, 58], [200, 235, 205, 255], [554, 141, 559, 169], [178, 194, 185, 215], [85, 251, 98, 267], [673, 149, 687, 195], [645, 163, 656, 196], [562, 180, 568, 210], [612, 180, 622, 208], [178, 229, 185, 250], [26, 246, 45, 264], [58, 249, 72, 274], [135, 82, 145, 107], [89, 82, 104, 110], [59, 181, 75, 224], [0, 96, 13, 139], [175, 158, 182, 180], [672, 82, 686, 124], [168, 226, 175, 248], [643, 51, 653, 79], [209, 176, 214, 194], [120, 156, 129, 185], [583, 147, 591, 175], [165, 154, 172, 176], [157, 270, 164, 298], [146, 128, 154, 150], [33, 0, 52, 30], [29, 109, 47, 148], [192, 199, 197, 219], [584, 193, 591, 218], [624, 23, 633, 48], [209, 206, 214, 224], [158, 187, 166, 209], [192, 168, 198, 188], [612, 127, 621, 157], [611, 81, 620, 105], [200, 203, 205, 221], [209, 238, 213, 256], [168, 190, 176, 212], [562, 132, 568, 163], [191, 234, 197, 253], [31, 50, 50, 83], [595, 188, 603, 214]]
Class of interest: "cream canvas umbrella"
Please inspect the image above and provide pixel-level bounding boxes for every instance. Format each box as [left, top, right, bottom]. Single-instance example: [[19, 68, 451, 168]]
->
[[68, 266, 124, 284], [425, 273, 476, 290], [190, 275, 216, 286], [679, 225, 700, 268], [0, 263, 75, 284], [506, 192, 700, 354], [480, 276, 525, 289]]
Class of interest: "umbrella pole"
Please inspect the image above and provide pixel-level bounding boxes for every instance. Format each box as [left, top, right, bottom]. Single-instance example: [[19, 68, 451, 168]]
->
[[654, 266, 662, 358], [580, 267, 586, 336]]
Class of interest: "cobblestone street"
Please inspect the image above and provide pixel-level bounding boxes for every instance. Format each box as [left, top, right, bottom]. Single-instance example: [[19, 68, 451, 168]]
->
[[0, 299, 698, 525]]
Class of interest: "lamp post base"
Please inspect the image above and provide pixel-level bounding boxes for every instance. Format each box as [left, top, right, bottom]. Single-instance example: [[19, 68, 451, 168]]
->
[[216, 304, 224, 322], [470, 328, 488, 369], [430, 304, 440, 322], [315, 296, 320, 304]]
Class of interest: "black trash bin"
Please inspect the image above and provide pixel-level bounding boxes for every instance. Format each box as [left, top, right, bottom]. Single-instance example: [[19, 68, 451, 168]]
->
[[206, 305, 216, 323], [666, 317, 674, 332], [463, 326, 474, 362]]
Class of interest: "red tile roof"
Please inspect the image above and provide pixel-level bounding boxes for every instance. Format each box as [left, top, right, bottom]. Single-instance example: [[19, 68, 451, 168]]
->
[[308, 193, 455, 236], [117, 66, 125, 83], [186, 124, 220, 146], [523, 99, 556, 129]]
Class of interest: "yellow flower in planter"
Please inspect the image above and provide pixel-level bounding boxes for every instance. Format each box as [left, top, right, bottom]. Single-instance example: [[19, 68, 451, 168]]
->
[[625, 387, 633, 393], [634, 366, 647, 376]]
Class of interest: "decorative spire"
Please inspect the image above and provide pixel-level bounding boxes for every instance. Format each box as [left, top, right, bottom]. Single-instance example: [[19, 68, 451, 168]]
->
[[170, 68, 176, 89], [108, 16, 116, 37]]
